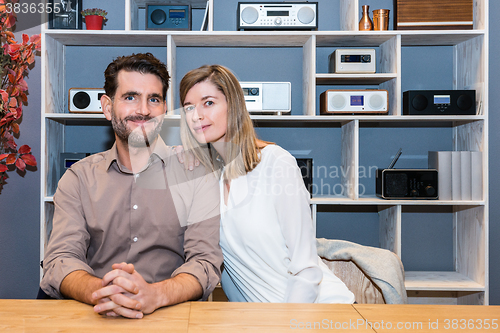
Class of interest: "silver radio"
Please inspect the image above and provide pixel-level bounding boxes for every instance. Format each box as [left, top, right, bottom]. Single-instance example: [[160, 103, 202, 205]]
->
[[237, 2, 318, 30], [320, 89, 388, 114], [240, 82, 291, 114], [69, 88, 105, 113], [329, 49, 376, 74]]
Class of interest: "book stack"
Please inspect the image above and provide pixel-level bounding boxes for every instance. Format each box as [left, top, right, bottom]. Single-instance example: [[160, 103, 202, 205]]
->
[[428, 151, 482, 201]]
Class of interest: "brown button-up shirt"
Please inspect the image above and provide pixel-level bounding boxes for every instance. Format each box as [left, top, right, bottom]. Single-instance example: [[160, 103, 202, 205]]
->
[[40, 137, 222, 300]]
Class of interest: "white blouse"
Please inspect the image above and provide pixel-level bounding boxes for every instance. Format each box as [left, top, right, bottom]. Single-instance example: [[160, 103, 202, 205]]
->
[[219, 145, 355, 303]]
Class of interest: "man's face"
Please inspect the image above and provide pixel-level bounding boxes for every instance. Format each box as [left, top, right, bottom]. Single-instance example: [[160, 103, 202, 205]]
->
[[102, 70, 167, 147]]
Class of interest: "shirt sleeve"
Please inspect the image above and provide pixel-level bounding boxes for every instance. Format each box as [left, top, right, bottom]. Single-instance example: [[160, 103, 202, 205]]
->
[[40, 169, 95, 299], [171, 168, 223, 300], [271, 148, 323, 303]]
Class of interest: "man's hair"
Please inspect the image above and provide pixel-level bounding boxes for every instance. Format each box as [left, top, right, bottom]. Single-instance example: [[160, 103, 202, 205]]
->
[[104, 53, 170, 99]]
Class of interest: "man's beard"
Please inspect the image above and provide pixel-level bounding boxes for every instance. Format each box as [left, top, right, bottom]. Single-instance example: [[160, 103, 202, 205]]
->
[[111, 110, 164, 148]]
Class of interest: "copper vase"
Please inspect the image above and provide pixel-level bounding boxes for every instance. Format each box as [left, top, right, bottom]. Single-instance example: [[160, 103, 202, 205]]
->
[[359, 5, 373, 31]]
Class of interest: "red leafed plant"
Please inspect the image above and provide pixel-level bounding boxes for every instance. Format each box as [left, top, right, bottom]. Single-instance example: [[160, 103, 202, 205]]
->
[[0, 0, 41, 191]]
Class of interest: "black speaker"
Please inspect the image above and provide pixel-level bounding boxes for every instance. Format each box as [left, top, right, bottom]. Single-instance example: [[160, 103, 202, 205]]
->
[[403, 90, 476, 115]]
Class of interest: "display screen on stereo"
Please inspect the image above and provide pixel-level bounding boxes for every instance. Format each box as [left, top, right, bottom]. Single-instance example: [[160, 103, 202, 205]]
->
[[434, 95, 450, 104], [170, 9, 186, 18], [268, 10, 288, 16], [242, 88, 259, 96], [351, 95, 364, 106]]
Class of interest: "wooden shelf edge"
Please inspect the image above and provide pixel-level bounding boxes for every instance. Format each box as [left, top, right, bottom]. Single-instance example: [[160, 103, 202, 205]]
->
[[405, 271, 485, 291]]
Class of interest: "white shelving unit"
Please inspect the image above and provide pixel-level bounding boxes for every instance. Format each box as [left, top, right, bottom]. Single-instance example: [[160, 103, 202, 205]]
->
[[40, 0, 489, 305]]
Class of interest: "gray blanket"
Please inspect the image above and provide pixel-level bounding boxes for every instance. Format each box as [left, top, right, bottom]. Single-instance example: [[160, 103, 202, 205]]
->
[[316, 238, 407, 304]]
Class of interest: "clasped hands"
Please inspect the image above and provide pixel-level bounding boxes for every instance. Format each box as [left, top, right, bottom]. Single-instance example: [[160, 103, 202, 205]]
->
[[92, 262, 157, 319]]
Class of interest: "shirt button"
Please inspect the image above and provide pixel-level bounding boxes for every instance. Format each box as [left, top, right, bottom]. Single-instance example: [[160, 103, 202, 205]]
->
[[133, 205, 138, 210], [133, 236, 138, 242]]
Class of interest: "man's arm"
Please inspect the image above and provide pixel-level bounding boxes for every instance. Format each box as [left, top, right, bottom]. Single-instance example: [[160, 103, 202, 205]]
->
[[60, 270, 103, 305]]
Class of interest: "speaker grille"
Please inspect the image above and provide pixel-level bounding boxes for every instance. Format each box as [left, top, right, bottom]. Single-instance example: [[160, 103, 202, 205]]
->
[[241, 7, 259, 24], [385, 173, 408, 196], [368, 94, 384, 110], [329, 94, 347, 110]]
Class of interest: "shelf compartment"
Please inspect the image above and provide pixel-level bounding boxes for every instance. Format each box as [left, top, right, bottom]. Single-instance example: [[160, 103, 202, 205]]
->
[[405, 271, 484, 291]]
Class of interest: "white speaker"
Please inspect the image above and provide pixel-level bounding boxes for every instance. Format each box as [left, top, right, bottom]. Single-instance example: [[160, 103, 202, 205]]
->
[[320, 89, 388, 114], [69, 88, 105, 113], [240, 82, 291, 113]]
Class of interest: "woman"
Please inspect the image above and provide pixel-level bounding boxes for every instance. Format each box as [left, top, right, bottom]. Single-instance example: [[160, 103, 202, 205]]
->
[[179, 64, 354, 303]]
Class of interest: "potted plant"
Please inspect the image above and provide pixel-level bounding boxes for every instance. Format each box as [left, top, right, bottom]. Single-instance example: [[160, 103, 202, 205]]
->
[[81, 8, 108, 30], [0, 1, 41, 192]]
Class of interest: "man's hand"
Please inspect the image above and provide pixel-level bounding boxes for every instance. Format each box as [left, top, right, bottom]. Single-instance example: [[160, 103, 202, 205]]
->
[[92, 262, 203, 319], [91, 263, 146, 319], [173, 145, 199, 170]]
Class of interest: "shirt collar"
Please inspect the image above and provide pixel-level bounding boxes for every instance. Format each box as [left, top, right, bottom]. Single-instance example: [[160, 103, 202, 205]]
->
[[105, 136, 172, 172]]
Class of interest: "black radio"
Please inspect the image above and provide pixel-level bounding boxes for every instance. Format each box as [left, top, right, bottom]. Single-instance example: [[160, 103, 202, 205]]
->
[[376, 149, 438, 199], [403, 90, 476, 115]]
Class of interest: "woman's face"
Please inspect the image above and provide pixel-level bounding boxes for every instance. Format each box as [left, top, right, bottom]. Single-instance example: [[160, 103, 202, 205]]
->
[[183, 80, 228, 144]]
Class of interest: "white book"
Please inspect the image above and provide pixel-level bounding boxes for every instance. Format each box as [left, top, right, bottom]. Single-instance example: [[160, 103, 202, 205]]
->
[[451, 151, 462, 200], [471, 151, 483, 200], [428, 151, 452, 201], [460, 151, 472, 200]]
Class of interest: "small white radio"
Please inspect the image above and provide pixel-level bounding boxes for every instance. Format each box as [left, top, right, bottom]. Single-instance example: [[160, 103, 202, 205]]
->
[[320, 90, 388, 114], [69, 88, 105, 113], [237, 2, 318, 30], [329, 49, 376, 74], [240, 82, 291, 114]]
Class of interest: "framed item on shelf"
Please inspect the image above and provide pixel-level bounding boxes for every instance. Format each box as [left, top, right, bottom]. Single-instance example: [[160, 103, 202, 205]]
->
[[48, 0, 83, 30]]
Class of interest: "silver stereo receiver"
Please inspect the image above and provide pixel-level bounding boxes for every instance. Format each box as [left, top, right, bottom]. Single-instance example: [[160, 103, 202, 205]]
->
[[69, 88, 105, 113], [240, 82, 291, 114], [320, 89, 388, 114], [237, 2, 318, 30], [329, 49, 376, 74]]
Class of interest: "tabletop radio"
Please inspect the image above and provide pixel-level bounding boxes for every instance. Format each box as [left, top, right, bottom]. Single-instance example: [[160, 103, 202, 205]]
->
[[69, 88, 105, 113], [240, 82, 291, 113], [329, 49, 376, 74], [146, 4, 191, 30], [320, 89, 388, 114], [237, 2, 317, 30], [403, 90, 476, 115], [376, 149, 438, 199]]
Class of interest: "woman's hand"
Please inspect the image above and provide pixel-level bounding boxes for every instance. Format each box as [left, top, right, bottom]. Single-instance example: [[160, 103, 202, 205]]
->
[[173, 145, 199, 170]]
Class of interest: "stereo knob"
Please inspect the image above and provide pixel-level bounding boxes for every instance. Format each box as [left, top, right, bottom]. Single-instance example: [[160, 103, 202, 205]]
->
[[361, 55, 371, 62], [150, 9, 167, 25], [457, 94, 473, 111], [412, 94, 428, 111], [274, 17, 282, 25], [297, 6, 315, 24], [425, 186, 436, 197], [241, 7, 259, 24], [250, 88, 258, 95], [73, 91, 91, 110]]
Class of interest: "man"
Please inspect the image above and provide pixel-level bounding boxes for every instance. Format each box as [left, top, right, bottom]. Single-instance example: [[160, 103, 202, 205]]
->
[[40, 53, 222, 319]]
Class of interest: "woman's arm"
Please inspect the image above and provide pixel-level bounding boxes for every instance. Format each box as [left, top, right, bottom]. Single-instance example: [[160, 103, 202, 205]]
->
[[271, 148, 323, 303]]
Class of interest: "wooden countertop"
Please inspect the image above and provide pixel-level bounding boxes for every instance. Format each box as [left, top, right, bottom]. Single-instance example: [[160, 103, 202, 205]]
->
[[0, 300, 498, 332]]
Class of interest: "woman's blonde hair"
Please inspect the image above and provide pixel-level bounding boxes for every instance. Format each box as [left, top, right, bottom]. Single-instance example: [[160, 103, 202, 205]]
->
[[179, 65, 263, 180]]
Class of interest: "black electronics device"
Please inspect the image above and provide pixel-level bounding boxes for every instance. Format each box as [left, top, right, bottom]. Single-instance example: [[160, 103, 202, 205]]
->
[[376, 148, 438, 199], [60, 152, 90, 179], [146, 3, 191, 30], [403, 90, 476, 115], [296, 158, 313, 197]]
